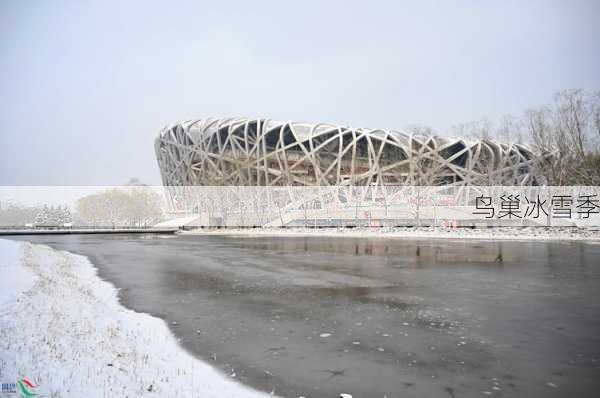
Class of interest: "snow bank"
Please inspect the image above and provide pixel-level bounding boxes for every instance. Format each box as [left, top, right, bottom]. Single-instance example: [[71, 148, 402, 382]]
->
[[154, 215, 200, 228], [183, 226, 600, 242], [0, 239, 271, 397], [0, 239, 34, 312]]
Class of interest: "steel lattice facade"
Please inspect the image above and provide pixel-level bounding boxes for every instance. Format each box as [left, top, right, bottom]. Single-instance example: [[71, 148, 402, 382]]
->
[[155, 117, 543, 187]]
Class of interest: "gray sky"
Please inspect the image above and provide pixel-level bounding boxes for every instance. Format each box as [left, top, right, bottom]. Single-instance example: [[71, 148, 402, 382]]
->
[[1, 0, 599, 185]]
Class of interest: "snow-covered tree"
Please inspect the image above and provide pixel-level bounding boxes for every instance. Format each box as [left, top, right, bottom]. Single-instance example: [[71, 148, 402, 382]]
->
[[75, 187, 164, 227]]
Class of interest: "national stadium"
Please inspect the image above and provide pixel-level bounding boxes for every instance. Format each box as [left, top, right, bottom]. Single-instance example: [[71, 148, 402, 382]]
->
[[154, 117, 549, 227], [155, 117, 543, 188]]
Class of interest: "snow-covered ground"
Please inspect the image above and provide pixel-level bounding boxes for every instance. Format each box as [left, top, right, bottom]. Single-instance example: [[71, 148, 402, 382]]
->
[[183, 226, 600, 241], [0, 239, 271, 398]]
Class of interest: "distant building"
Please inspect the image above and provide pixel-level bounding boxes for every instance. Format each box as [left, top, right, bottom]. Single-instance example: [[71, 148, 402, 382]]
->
[[155, 117, 543, 187]]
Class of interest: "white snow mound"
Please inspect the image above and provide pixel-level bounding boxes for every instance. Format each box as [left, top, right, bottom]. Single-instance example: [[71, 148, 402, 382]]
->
[[0, 238, 271, 397]]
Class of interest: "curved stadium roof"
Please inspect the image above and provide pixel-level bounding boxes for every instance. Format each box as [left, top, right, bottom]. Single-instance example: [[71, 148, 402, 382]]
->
[[155, 117, 543, 187]]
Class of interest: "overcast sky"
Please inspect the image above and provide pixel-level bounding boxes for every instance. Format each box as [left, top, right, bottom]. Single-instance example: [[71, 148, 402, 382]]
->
[[1, 0, 599, 185]]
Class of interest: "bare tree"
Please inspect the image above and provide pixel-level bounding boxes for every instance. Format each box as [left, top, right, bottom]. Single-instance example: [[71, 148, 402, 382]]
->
[[523, 107, 569, 185], [451, 118, 493, 141], [517, 90, 600, 185], [496, 114, 523, 144], [553, 89, 590, 159], [591, 91, 600, 143]]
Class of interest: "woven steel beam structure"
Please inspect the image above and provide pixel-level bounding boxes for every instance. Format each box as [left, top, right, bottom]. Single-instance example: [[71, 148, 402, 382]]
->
[[155, 117, 543, 187]]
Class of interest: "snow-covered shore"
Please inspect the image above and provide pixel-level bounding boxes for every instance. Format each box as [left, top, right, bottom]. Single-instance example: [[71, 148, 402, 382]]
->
[[0, 239, 270, 398], [182, 226, 600, 242]]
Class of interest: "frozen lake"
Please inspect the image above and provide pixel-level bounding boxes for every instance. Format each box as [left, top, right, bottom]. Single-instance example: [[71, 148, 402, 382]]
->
[[11, 234, 600, 398]]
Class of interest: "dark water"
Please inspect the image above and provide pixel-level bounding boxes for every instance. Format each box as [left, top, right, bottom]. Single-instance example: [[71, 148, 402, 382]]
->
[[9, 234, 600, 398]]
